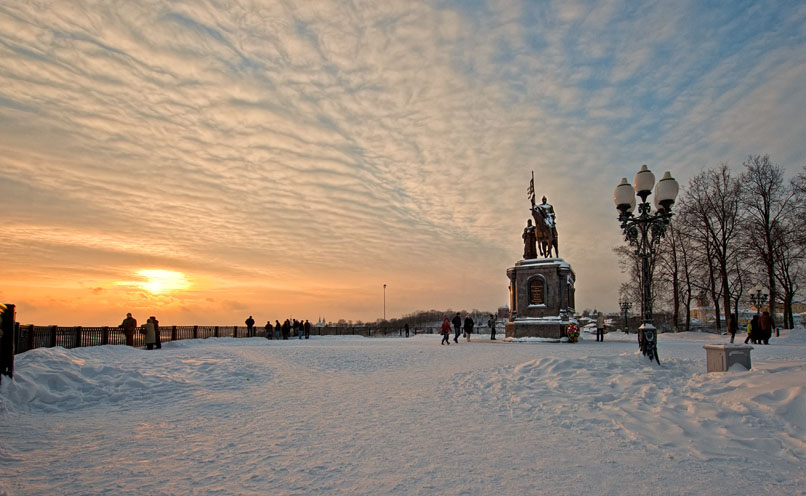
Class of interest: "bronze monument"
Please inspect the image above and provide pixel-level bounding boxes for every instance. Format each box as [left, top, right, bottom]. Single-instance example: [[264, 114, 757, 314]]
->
[[507, 171, 577, 339]]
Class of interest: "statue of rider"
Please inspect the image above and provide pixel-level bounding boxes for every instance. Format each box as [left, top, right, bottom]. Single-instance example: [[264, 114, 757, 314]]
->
[[534, 196, 557, 237]]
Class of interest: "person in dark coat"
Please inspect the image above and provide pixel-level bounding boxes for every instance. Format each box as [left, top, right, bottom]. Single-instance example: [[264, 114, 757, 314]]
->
[[245, 316, 255, 337], [121, 313, 137, 347], [747, 315, 760, 344], [304, 320, 311, 339], [452, 313, 462, 343], [728, 313, 738, 343], [488, 315, 496, 340], [282, 319, 291, 340], [464, 316, 474, 342], [404, 323, 409, 338], [441, 318, 451, 345], [152, 316, 161, 349], [265, 321, 273, 340], [759, 311, 772, 345], [275, 320, 282, 340]]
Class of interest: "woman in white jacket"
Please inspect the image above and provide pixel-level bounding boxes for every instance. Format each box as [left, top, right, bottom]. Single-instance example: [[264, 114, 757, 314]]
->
[[144, 317, 157, 350]]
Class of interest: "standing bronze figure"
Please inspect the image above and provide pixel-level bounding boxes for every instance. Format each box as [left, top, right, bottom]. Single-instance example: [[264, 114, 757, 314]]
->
[[527, 172, 559, 258], [522, 219, 537, 259]]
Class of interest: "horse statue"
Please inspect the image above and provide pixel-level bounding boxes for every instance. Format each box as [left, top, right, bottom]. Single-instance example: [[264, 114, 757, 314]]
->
[[531, 197, 559, 258]]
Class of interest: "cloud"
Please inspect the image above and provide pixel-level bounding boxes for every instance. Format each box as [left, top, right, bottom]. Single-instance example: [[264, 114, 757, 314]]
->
[[1, 0, 804, 323]]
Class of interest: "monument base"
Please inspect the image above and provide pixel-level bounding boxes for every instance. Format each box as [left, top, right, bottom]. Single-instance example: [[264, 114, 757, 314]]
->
[[505, 317, 569, 339], [505, 257, 576, 340]]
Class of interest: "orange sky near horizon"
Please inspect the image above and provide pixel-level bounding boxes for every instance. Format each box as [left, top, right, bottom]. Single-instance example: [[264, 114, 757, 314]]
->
[[2, 1, 804, 326]]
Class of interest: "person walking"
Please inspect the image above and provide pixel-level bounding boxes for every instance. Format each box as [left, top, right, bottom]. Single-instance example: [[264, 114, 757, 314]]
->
[[404, 323, 410, 338], [596, 311, 605, 342], [746, 315, 760, 344], [441, 318, 452, 345], [144, 317, 157, 350], [304, 320, 311, 339], [451, 313, 462, 343], [464, 316, 474, 342], [265, 321, 273, 340], [275, 320, 282, 340], [488, 314, 496, 340], [759, 311, 772, 345], [245, 316, 255, 337], [121, 313, 137, 347], [728, 313, 738, 343]]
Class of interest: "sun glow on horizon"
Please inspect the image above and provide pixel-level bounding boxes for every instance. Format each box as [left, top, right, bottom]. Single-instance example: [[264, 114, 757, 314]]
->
[[134, 269, 191, 294]]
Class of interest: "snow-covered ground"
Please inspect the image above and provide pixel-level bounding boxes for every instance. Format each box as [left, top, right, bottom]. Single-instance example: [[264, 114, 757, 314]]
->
[[1, 330, 805, 495]]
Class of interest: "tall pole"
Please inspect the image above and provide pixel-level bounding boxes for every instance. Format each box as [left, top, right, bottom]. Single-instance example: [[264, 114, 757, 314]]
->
[[614, 166, 679, 364], [383, 284, 386, 321]]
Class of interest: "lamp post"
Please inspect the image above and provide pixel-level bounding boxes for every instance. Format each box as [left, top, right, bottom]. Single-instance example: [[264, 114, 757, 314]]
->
[[619, 299, 632, 333], [748, 285, 768, 315], [383, 284, 387, 321], [614, 165, 679, 364]]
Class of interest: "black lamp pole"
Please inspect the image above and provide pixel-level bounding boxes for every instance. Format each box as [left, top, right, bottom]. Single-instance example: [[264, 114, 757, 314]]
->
[[614, 166, 679, 364], [619, 300, 632, 333]]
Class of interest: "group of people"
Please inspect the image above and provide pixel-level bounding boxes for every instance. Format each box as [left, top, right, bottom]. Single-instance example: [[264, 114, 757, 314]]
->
[[120, 313, 161, 350], [440, 313, 497, 345], [732, 311, 774, 345], [263, 318, 312, 340]]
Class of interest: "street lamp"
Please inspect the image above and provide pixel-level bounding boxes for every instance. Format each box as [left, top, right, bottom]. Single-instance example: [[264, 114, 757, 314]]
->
[[619, 299, 632, 333], [614, 165, 679, 364], [748, 285, 768, 315]]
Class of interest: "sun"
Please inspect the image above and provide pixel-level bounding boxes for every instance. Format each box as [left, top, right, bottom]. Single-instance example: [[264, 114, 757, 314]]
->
[[136, 269, 191, 294]]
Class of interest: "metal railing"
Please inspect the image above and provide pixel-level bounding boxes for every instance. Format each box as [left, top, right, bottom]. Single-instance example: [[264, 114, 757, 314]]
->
[[10, 323, 456, 354]]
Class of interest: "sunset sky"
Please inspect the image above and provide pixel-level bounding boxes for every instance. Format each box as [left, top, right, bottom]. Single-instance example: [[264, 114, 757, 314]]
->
[[1, 1, 805, 326]]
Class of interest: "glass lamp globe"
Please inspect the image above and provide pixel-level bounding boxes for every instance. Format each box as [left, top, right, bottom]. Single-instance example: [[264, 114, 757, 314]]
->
[[614, 177, 635, 213], [633, 164, 655, 199], [654, 171, 679, 211]]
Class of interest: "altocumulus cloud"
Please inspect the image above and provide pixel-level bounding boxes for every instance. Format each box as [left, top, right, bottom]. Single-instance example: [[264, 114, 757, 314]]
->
[[0, 0, 804, 323]]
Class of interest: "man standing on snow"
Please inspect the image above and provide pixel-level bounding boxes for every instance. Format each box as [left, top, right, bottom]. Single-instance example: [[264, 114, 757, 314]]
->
[[452, 313, 462, 343], [596, 311, 605, 342], [121, 313, 137, 347], [245, 315, 255, 337], [488, 315, 496, 340], [464, 316, 474, 342]]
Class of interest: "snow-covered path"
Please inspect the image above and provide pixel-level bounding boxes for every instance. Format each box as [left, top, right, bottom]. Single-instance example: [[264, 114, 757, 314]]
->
[[1, 331, 805, 495]]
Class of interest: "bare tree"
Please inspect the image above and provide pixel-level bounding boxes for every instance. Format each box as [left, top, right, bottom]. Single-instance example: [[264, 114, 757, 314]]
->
[[613, 245, 642, 310], [674, 220, 696, 332], [741, 155, 795, 329], [678, 165, 742, 332], [771, 170, 806, 328], [655, 220, 696, 332]]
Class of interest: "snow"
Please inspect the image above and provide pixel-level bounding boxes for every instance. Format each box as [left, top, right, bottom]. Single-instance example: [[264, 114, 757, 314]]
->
[[1, 330, 805, 495]]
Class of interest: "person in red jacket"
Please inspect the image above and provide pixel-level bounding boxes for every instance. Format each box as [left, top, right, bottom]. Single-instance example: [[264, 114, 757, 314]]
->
[[441, 318, 452, 345]]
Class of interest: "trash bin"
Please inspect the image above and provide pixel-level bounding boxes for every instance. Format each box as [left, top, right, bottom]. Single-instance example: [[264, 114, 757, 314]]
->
[[703, 344, 753, 372]]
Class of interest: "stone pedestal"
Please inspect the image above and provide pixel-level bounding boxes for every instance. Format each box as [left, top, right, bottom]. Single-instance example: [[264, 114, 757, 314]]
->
[[505, 258, 576, 339], [704, 344, 753, 372]]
